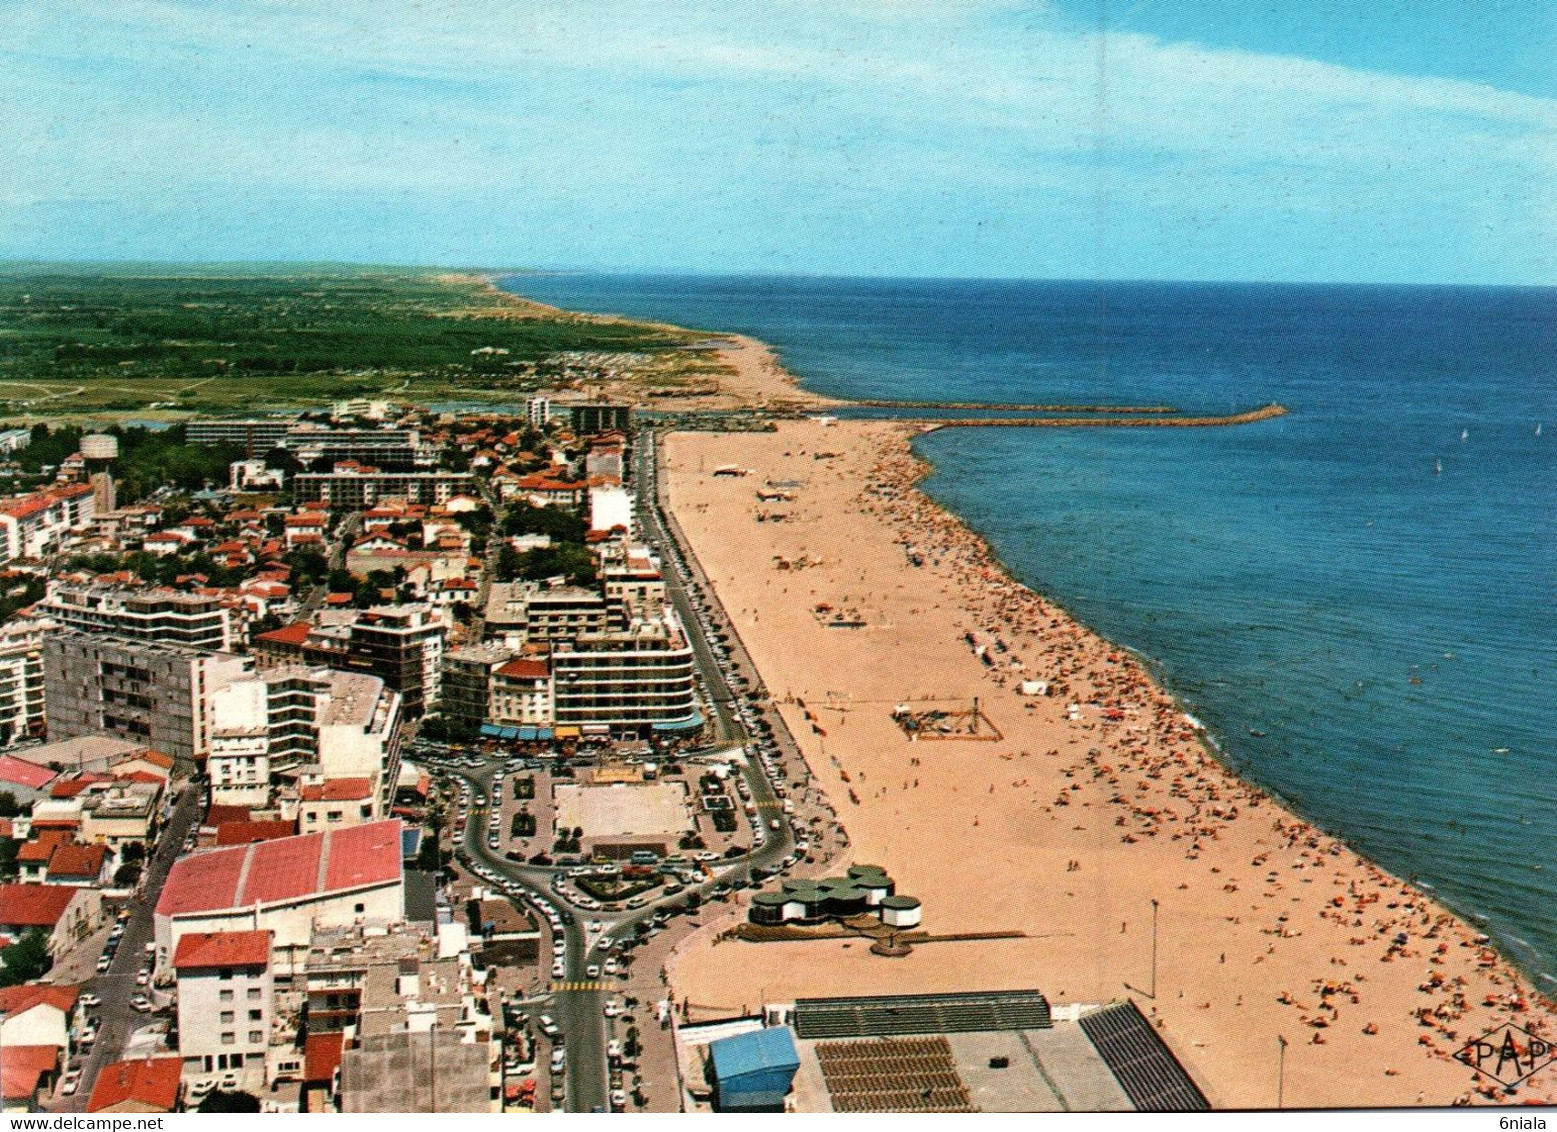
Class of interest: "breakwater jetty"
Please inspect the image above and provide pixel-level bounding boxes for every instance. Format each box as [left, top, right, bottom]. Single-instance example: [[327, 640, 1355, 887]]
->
[[850, 399, 1178, 413], [912, 402, 1289, 431]]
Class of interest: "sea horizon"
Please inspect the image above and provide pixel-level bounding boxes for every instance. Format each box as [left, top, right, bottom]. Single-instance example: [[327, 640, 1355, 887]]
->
[[503, 271, 1557, 987]]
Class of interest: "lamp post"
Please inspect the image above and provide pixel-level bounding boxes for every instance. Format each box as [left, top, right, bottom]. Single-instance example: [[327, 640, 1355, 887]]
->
[[1149, 898, 1159, 999], [1277, 1034, 1288, 1109]]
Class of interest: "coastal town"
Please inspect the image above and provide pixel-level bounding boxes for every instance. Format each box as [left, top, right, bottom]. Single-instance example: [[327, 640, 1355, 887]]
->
[[0, 273, 1550, 1117]]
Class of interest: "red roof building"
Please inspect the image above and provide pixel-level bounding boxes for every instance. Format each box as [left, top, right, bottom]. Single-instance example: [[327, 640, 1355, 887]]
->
[[304, 1030, 345, 1085], [0, 883, 79, 929], [0, 983, 80, 1017], [45, 842, 107, 885], [87, 1057, 183, 1113], [172, 929, 272, 971], [155, 821, 403, 944], [214, 819, 297, 846], [0, 1044, 59, 1105], [0, 754, 56, 792], [300, 778, 373, 803]]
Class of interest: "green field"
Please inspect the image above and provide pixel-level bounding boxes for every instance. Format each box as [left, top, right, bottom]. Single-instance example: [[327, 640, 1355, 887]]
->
[[0, 265, 706, 418]]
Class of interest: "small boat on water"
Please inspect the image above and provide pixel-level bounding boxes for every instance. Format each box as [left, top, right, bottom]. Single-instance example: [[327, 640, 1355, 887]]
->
[[1434, 458, 1442, 475], [1461, 428, 1469, 442], [1248, 728, 1267, 738]]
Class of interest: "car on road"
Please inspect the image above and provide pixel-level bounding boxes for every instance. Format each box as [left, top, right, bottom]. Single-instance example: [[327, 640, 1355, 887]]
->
[[187, 1077, 216, 1102], [586, 964, 600, 978], [603, 958, 618, 976], [538, 1014, 559, 1037], [610, 1088, 627, 1110], [603, 999, 621, 1018], [60, 1068, 82, 1096], [135, 969, 150, 986], [79, 992, 101, 1009], [607, 1039, 622, 1062], [219, 1070, 241, 1092], [130, 994, 151, 1011], [96, 954, 112, 973], [552, 960, 566, 978], [550, 1049, 566, 1073]]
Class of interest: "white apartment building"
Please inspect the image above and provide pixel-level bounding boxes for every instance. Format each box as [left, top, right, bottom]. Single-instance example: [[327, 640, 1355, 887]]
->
[[43, 582, 235, 651], [208, 667, 402, 810], [0, 483, 95, 564], [587, 482, 634, 538], [0, 617, 47, 748], [173, 930, 274, 1075]]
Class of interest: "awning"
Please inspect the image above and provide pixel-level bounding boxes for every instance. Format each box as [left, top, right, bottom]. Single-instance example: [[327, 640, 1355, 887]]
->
[[653, 711, 706, 733], [518, 726, 538, 741], [555, 725, 581, 739], [536, 728, 554, 740], [479, 724, 504, 738]]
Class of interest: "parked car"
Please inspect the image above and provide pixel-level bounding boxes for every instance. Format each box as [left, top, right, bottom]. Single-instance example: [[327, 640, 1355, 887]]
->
[[60, 1069, 82, 1096], [129, 994, 151, 1011]]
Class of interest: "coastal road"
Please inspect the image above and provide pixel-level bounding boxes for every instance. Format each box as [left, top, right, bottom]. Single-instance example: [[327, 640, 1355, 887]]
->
[[427, 427, 813, 1111], [59, 782, 205, 1113]]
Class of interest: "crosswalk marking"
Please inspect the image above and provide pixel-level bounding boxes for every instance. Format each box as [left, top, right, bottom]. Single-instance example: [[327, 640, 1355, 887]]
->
[[551, 981, 607, 993]]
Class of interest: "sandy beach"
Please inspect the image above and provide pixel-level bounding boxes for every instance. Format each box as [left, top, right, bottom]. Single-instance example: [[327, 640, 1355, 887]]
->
[[659, 411, 1555, 1108]]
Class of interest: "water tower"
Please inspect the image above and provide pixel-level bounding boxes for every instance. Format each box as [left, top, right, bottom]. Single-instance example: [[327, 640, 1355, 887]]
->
[[81, 433, 118, 513]]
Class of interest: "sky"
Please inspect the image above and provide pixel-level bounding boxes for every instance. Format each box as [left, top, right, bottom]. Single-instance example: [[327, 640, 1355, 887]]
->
[[3, 0, 1555, 284]]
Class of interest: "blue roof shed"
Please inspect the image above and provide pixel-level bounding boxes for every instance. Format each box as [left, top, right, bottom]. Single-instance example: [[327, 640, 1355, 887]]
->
[[709, 1026, 800, 1112]]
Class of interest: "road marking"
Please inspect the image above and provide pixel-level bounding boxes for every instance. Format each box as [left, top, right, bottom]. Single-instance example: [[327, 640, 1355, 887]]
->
[[551, 981, 607, 992]]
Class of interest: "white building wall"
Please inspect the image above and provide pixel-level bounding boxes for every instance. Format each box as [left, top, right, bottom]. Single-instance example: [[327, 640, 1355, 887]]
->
[[177, 963, 274, 1072]]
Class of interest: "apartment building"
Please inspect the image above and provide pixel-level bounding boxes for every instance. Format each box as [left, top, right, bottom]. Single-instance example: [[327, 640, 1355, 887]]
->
[[551, 608, 698, 734], [43, 582, 235, 651], [210, 667, 401, 811], [43, 632, 251, 766], [0, 618, 47, 748], [255, 607, 445, 717], [292, 468, 475, 509], [173, 930, 275, 1075], [0, 483, 95, 564]]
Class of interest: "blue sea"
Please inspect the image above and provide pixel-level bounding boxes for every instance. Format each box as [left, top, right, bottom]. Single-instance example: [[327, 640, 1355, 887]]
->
[[505, 273, 1557, 984]]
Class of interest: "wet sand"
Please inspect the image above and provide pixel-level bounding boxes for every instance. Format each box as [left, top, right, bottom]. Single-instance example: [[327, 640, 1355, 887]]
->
[[662, 417, 1556, 1109]]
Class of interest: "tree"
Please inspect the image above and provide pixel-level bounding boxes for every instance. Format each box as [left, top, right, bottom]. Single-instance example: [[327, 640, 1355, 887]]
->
[[0, 928, 52, 987], [0, 791, 20, 818], [198, 1091, 261, 1113]]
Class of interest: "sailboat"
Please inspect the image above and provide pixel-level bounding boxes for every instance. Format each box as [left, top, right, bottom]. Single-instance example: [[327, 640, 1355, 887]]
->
[[1537, 423, 1543, 437], [1460, 428, 1469, 442], [1434, 458, 1442, 475]]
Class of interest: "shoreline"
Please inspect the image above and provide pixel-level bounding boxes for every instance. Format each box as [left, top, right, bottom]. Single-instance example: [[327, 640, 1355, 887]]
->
[[590, 302, 1557, 1107]]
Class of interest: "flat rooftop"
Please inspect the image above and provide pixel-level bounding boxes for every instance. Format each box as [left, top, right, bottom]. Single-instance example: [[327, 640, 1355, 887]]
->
[[554, 781, 692, 840]]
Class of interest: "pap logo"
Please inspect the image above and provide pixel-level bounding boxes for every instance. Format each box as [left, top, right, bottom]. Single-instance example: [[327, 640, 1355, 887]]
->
[[1454, 1024, 1554, 1088]]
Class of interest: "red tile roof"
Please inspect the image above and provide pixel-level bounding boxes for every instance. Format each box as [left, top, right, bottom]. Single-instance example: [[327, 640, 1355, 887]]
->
[[87, 1057, 182, 1113], [0, 883, 78, 927], [257, 621, 313, 647], [300, 778, 373, 803], [214, 819, 296, 846], [0, 982, 79, 1017], [172, 929, 271, 971], [0, 754, 56, 791], [156, 820, 402, 918], [324, 820, 404, 892], [204, 804, 254, 827], [46, 842, 106, 880], [0, 1044, 59, 1101], [304, 1031, 345, 1084], [496, 658, 550, 680]]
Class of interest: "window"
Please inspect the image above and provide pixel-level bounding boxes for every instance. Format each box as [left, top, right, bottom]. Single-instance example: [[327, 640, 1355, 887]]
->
[[220, 1011, 235, 1024], [249, 1009, 263, 1021], [219, 967, 234, 980], [221, 1032, 235, 1045], [354, 903, 365, 914], [247, 988, 261, 1001], [249, 1030, 264, 1044], [219, 989, 234, 1002]]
